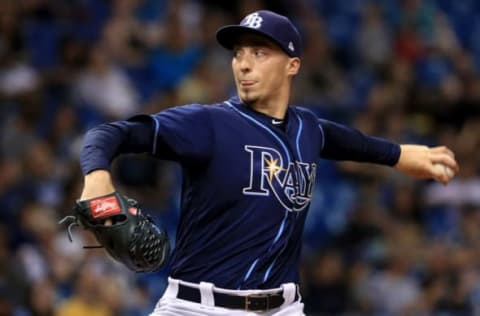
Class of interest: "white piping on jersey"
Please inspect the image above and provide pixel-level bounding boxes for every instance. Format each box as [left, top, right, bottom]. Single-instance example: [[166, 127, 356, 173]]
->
[[262, 208, 289, 282], [294, 111, 304, 161], [242, 258, 259, 282], [273, 210, 288, 244], [225, 101, 298, 286], [224, 101, 292, 163], [151, 115, 160, 155], [262, 112, 306, 283], [263, 256, 278, 282], [317, 120, 325, 152]]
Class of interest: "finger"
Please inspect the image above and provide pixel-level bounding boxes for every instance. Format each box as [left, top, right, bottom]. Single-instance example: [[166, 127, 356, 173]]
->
[[431, 155, 459, 172], [431, 165, 448, 185], [433, 169, 451, 185], [430, 146, 455, 158]]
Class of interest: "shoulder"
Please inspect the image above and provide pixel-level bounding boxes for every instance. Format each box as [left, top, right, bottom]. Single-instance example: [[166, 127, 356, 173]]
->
[[291, 106, 327, 138], [291, 105, 317, 117], [166, 102, 230, 113], [147, 103, 237, 130], [150, 103, 225, 118], [292, 106, 337, 127], [290, 105, 320, 123], [172, 101, 240, 118], [161, 103, 213, 113]]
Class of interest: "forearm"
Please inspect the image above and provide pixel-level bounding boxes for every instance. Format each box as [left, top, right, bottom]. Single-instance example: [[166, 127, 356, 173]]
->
[[80, 124, 124, 175], [79, 116, 155, 200], [80, 115, 155, 175], [319, 119, 400, 166]]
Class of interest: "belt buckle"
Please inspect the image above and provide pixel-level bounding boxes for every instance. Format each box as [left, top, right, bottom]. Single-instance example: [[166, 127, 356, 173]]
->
[[245, 293, 269, 312]]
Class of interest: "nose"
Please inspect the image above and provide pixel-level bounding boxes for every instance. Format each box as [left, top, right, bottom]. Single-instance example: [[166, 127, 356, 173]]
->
[[237, 54, 252, 73]]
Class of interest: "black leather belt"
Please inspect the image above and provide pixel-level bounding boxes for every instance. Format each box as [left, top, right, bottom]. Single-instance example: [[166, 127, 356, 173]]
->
[[176, 283, 298, 312]]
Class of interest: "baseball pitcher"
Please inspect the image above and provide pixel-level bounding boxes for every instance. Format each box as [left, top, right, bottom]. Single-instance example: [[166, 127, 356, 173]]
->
[[64, 10, 459, 316]]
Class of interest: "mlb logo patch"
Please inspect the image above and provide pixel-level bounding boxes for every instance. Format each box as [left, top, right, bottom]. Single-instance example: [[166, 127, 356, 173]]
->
[[89, 195, 121, 218]]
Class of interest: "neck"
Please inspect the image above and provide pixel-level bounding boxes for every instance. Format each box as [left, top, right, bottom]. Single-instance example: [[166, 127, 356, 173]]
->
[[249, 100, 288, 119], [242, 86, 291, 119]]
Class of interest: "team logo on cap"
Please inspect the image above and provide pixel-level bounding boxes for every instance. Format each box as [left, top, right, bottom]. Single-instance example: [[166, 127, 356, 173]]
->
[[288, 42, 295, 52], [242, 12, 263, 29]]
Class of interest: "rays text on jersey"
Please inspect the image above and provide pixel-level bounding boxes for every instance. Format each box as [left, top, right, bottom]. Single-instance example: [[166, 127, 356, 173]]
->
[[242, 145, 316, 212]]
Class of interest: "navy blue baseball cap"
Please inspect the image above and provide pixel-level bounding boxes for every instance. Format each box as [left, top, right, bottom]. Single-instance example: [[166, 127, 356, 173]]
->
[[216, 10, 302, 58]]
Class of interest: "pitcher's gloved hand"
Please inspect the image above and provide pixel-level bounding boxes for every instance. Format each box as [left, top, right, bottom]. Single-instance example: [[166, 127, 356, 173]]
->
[[60, 192, 170, 272]]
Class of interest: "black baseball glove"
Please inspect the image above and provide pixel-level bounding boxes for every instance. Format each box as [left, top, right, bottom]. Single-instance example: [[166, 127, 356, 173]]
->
[[60, 192, 170, 272]]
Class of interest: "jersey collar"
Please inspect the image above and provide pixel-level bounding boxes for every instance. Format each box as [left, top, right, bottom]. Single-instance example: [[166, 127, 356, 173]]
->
[[227, 96, 291, 129]]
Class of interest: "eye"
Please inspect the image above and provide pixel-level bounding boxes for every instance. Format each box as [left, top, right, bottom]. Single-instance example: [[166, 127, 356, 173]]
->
[[254, 49, 266, 57], [233, 48, 242, 58]]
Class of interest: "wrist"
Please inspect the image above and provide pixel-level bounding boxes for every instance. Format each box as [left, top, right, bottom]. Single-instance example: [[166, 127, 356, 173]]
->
[[81, 170, 115, 200]]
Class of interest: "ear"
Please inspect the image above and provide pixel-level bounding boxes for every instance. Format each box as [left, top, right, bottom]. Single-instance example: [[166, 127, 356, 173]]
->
[[287, 57, 301, 76]]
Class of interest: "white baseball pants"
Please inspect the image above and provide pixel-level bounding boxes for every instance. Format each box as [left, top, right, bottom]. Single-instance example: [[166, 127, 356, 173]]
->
[[149, 277, 305, 316]]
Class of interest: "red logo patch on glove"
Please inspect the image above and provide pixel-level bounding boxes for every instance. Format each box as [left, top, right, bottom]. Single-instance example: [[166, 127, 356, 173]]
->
[[89, 196, 121, 218]]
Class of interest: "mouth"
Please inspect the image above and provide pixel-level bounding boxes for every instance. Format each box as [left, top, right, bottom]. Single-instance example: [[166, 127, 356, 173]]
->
[[239, 80, 257, 87]]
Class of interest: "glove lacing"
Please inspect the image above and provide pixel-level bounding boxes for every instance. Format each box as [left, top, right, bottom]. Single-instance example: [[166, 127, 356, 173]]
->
[[58, 215, 103, 248]]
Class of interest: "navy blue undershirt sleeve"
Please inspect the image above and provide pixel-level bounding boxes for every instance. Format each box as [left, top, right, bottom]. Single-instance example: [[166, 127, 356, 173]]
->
[[80, 105, 214, 175], [80, 115, 155, 175], [318, 118, 401, 166]]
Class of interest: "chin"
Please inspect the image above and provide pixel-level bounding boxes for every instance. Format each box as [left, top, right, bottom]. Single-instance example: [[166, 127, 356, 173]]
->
[[238, 91, 259, 105], [240, 96, 258, 106]]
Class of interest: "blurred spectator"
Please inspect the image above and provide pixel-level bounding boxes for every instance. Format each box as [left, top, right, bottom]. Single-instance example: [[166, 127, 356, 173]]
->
[[356, 4, 393, 69], [360, 253, 422, 315], [146, 2, 204, 92], [303, 250, 350, 315], [73, 44, 141, 120], [1, 98, 42, 160], [27, 278, 56, 316], [56, 267, 112, 316], [0, 8, 40, 98], [0, 51, 40, 97], [101, 0, 152, 66]]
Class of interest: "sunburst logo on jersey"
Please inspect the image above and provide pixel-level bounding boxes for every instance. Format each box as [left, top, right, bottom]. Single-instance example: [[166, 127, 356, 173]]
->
[[265, 157, 285, 182]]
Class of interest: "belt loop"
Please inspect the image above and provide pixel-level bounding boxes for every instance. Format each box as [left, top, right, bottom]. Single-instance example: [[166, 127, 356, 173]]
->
[[164, 277, 179, 299], [281, 283, 296, 307], [199, 281, 215, 307]]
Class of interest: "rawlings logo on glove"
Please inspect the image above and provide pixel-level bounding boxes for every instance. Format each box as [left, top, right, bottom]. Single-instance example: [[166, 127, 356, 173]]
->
[[59, 192, 170, 272], [89, 196, 122, 218]]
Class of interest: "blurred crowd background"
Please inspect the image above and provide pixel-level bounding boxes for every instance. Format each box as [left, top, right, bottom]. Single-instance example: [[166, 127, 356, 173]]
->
[[0, 0, 480, 315]]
